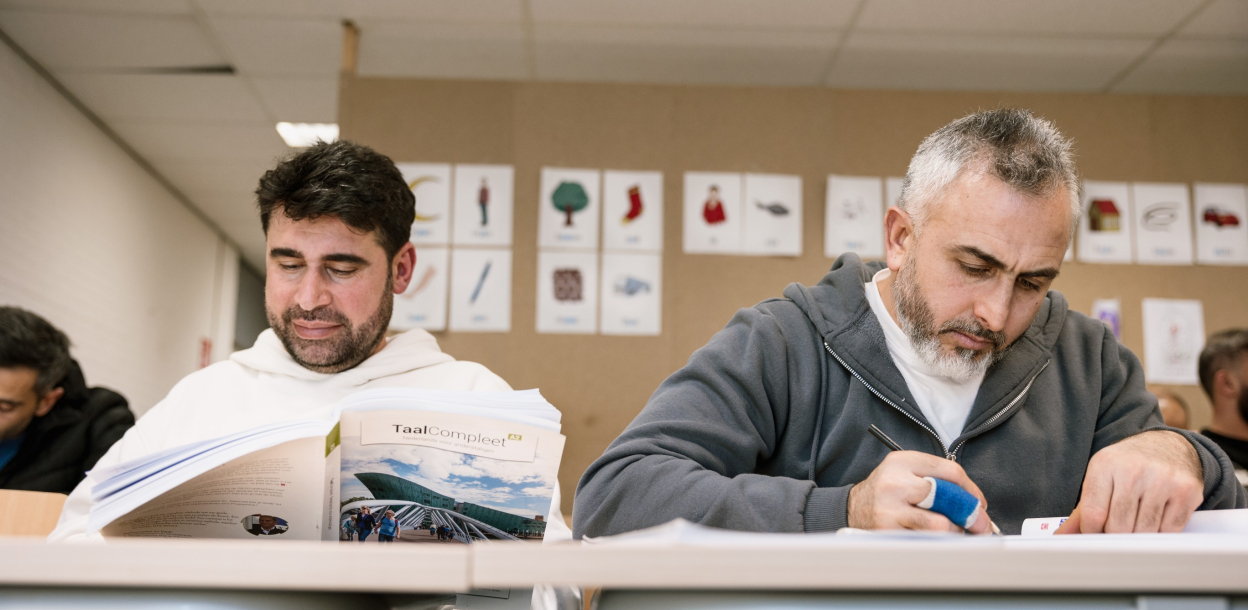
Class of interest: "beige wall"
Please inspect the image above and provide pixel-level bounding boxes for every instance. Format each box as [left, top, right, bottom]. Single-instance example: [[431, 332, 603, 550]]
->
[[340, 77, 1248, 513]]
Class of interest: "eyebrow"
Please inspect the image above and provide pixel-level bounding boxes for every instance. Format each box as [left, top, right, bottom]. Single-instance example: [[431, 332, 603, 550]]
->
[[951, 245, 1060, 280], [269, 248, 370, 266]]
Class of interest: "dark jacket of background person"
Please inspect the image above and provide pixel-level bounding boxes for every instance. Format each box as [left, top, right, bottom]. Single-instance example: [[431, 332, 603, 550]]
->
[[573, 255, 1248, 537], [0, 361, 133, 494]]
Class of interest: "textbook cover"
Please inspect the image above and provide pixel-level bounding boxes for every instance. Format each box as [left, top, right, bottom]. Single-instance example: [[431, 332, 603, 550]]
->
[[89, 389, 565, 543]]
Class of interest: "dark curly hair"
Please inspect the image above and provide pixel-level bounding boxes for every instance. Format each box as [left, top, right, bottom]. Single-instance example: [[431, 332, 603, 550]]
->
[[255, 140, 415, 261], [0, 306, 72, 396]]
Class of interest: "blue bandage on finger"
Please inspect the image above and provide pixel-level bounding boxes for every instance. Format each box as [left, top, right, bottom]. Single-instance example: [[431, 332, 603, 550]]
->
[[916, 476, 980, 530]]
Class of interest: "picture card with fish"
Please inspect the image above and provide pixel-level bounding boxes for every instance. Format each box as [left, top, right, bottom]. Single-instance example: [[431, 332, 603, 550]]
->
[[683, 172, 743, 254], [600, 253, 662, 336], [397, 163, 452, 245], [1194, 183, 1248, 265], [602, 170, 663, 252], [1132, 182, 1193, 265], [390, 247, 449, 331], [536, 251, 599, 334], [825, 175, 884, 260], [449, 248, 512, 332], [539, 167, 601, 250], [1077, 181, 1133, 264], [742, 173, 802, 257], [452, 164, 514, 247], [1142, 298, 1204, 385]]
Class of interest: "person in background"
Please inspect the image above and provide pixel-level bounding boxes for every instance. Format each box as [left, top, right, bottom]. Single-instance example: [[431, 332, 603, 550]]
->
[[341, 513, 356, 541], [377, 509, 400, 543], [1149, 386, 1190, 430], [1198, 329, 1248, 479], [0, 307, 133, 494], [356, 506, 376, 543]]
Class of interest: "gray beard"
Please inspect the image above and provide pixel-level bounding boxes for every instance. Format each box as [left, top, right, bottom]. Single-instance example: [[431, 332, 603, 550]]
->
[[267, 274, 393, 374], [892, 260, 1009, 383]]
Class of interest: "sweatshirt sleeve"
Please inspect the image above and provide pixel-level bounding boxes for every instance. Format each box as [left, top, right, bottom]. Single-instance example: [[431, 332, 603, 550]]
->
[[572, 305, 818, 539]]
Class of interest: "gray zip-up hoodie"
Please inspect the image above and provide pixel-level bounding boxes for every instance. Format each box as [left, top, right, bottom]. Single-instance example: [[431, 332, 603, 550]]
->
[[574, 254, 1247, 537]]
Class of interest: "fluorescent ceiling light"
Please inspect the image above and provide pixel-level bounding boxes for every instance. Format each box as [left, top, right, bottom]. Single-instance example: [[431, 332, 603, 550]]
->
[[276, 122, 338, 148]]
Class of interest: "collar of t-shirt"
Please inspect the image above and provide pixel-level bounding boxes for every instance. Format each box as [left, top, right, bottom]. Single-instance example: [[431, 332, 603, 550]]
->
[[864, 268, 985, 448], [0, 435, 24, 471]]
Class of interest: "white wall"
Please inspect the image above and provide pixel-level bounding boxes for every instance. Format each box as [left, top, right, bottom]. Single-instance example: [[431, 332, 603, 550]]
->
[[0, 40, 238, 416]]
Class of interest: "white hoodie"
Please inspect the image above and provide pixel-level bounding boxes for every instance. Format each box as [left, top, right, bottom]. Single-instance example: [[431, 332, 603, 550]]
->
[[49, 328, 569, 543]]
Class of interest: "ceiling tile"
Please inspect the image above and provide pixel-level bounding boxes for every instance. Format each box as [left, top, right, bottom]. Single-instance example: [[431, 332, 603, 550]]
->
[[195, 0, 342, 18], [0, 10, 221, 70], [110, 121, 289, 162], [58, 73, 270, 121], [155, 159, 273, 197], [1112, 38, 1248, 94], [856, 0, 1205, 36], [531, 0, 855, 29], [250, 76, 338, 123], [357, 21, 527, 79], [198, 0, 522, 22], [1177, 0, 1248, 39], [0, 0, 190, 14], [535, 26, 837, 86], [208, 17, 340, 76], [827, 33, 1150, 91]]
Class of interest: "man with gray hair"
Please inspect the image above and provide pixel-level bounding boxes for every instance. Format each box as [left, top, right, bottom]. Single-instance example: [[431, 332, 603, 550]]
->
[[573, 108, 1246, 537]]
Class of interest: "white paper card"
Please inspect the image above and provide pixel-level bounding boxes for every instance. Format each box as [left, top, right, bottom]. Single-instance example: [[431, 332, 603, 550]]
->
[[1090, 298, 1121, 340], [536, 251, 599, 334], [743, 174, 802, 256], [539, 167, 601, 250], [600, 253, 662, 336], [1194, 183, 1248, 265], [453, 164, 514, 246], [1132, 182, 1193, 265], [391, 248, 449, 331], [885, 177, 904, 209], [449, 248, 512, 332], [602, 170, 663, 252], [825, 175, 884, 259], [397, 163, 452, 245], [1141, 298, 1205, 385], [683, 172, 743, 254], [1077, 181, 1133, 264]]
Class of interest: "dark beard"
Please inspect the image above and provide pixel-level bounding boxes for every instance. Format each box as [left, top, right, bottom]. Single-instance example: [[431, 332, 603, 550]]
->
[[892, 259, 1010, 380], [267, 274, 393, 374]]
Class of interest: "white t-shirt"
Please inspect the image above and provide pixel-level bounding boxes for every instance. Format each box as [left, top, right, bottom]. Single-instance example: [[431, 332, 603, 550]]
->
[[864, 269, 984, 448]]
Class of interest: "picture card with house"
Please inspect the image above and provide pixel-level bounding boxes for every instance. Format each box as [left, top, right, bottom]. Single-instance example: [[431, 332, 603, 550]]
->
[[602, 170, 663, 252], [742, 173, 803, 257], [1194, 182, 1248, 266], [539, 167, 601, 250], [1077, 181, 1133, 264], [683, 172, 743, 254], [536, 251, 599, 334], [825, 175, 885, 260], [448, 248, 512, 332], [452, 164, 514, 247], [390, 247, 450, 331], [1132, 182, 1193, 265], [1141, 298, 1205, 385], [397, 163, 452, 246], [600, 252, 662, 336]]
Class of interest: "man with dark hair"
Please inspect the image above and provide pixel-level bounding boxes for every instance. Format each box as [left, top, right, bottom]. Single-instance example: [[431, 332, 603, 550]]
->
[[575, 109, 1245, 538], [0, 306, 133, 494], [1198, 329, 1248, 473]]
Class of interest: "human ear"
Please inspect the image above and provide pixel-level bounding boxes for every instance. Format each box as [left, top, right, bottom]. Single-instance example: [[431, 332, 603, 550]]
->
[[391, 242, 417, 295], [1214, 370, 1239, 402], [34, 387, 63, 417], [883, 206, 913, 272]]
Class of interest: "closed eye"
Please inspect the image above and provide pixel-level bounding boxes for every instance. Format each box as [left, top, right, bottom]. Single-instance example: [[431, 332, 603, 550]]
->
[[961, 264, 991, 277]]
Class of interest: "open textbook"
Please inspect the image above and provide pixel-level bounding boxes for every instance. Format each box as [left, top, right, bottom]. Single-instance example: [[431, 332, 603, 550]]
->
[[86, 388, 565, 542]]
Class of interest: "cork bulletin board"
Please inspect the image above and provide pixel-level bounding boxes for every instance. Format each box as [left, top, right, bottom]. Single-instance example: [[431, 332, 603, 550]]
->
[[339, 78, 1248, 514]]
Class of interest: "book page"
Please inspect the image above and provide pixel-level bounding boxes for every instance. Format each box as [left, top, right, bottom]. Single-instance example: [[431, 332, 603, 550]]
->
[[102, 437, 326, 540]]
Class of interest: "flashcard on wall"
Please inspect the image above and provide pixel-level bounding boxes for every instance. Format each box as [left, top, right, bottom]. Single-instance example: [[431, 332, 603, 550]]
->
[[600, 253, 662, 336], [448, 248, 512, 332], [536, 251, 599, 334], [397, 163, 452, 246], [683, 172, 743, 254], [1132, 182, 1193, 265], [539, 167, 601, 250], [391, 248, 449, 331], [885, 176, 904, 209], [1077, 181, 1133, 264], [452, 164, 513, 247], [1194, 183, 1248, 265], [1090, 298, 1121, 340], [1142, 298, 1205, 385], [825, 175, 884, 259], [602, 170, 663, 252], [742, 173, 802, 256]]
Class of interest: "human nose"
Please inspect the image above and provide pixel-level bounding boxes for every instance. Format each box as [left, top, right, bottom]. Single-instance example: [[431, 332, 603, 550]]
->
[[293, 267, 333, 311], [973, 279, 1012, 333]]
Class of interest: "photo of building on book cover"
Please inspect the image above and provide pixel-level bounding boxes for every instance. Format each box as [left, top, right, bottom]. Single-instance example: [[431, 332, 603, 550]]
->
[[336, 409, 564, 545]]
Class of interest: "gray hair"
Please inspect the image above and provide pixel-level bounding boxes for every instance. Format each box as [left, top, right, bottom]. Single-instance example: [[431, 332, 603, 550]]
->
[[897, 108, 1082, 238]]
